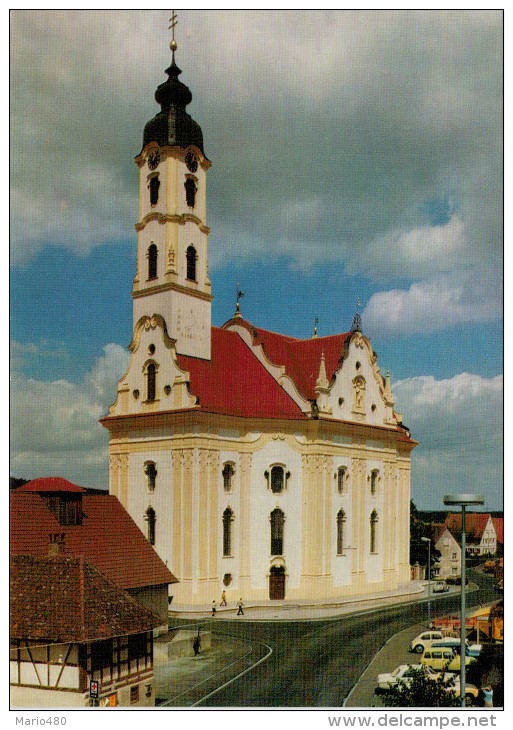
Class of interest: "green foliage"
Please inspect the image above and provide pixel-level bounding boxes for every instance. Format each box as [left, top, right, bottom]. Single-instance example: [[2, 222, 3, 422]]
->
[[380, 669, 461, 708], [410, 501, 441, 572]]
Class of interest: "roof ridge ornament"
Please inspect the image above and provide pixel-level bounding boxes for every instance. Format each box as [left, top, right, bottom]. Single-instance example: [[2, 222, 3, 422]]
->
[[313, 312, 319, 338], [350, 296, 362, 333], [234, 282, 244, 318]]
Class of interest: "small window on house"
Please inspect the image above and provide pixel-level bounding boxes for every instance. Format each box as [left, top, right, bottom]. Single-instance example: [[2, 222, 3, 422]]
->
[[222, 463, 235, 492], [337, 509, 346, 555], [145, 462, 157, 491], [149, 176, 160, 206], [270, 508, 285, 555], [186, 245, 197, 281], [146, 363, 156, 402], [370, 510, 378, 553], [222, 507, 233, 557], [370, 469, 379, 495], [148, 244, 158, 280], [184, 177, 197, 207], [145, 507, 156, 546], [337, 467, 347, 493]]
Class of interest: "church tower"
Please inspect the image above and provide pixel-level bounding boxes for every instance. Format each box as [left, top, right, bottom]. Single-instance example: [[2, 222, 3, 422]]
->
[[132, 34, 212, 360]]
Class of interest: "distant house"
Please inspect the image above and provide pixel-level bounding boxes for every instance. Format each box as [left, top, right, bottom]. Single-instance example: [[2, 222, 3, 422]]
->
[[444, 512, 498, 557], [10, 477, 177, 630], [491, 517, 503, 555], [432, 523, 461, 579], [10, 554, 160, 708]]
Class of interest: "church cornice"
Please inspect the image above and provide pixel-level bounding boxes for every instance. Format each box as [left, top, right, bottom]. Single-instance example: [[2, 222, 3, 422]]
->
[[131, 281, 213, 302], [135, 211, 210, 235], [135, 143, 212, 170]]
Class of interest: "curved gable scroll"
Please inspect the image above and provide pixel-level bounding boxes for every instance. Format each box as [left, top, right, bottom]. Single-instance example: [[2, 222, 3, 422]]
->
[[129, 314, 177, 354]]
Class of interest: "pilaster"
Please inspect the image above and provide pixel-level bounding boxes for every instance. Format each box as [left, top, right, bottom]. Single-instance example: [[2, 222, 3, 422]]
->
[[208, 450, 219, 583], [119, 454, 129, 509], [182, 449, 194, 582], [238, 452, 252, 594], [171, 450, 182, 581]]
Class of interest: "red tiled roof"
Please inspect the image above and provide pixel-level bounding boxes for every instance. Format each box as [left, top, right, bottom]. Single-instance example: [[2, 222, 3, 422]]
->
[[492, 517, 503, 545], [18, 477, 86, 493], [431, 523, 449, 545], [223, 319, 350, 401], [176, 326, 306, 419], [444, 513, 492, 543], [10, 555, 160, 642], [10, 491, 177, 590]]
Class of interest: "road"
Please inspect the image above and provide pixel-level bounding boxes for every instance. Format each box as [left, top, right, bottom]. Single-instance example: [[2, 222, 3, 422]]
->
[[183, 568, 499, 707]]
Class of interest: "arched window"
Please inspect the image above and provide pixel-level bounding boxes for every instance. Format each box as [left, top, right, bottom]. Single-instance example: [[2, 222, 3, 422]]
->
[[337, 466, 347, 494], [184, 177, 197, 208], [270, 508, 285, 555], [146, 363, 156, 402], [145, 507, 156, 546], [149, 176, 160, 206], [222, 463, 235, 492], [148, 244, 158, 280], [186, 245, 197, 281], [370, 469, 379, 495], [145, 462, 157, 491], [222, 508, 233, 557], [337, 509, 346, 555], [271, 466, 284, 493], [370, 510, 378, 554]]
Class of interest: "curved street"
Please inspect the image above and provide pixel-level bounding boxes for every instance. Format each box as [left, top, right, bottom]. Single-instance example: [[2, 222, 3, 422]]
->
[[164, 569, 498, 707]]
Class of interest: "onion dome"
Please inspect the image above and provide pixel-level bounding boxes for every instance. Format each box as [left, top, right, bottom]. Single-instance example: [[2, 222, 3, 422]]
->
[[142, 56, 205, 154]]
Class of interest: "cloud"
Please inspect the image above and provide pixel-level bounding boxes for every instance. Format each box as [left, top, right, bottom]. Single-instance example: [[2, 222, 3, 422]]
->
[[393, 372, 503, 509], [362, 272, 502, 336], [10, 343, 129, 487]]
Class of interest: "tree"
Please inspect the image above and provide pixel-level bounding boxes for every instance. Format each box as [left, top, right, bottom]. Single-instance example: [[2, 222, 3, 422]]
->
[[410, 500, 441, 577], [380, 669, 461, 708]]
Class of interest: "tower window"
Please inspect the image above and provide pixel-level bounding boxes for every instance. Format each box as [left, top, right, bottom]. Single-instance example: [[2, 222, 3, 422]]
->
[[222, 507, 234, 557], [337, 509, 346, 555], [148, 244, 158, 280], [186, 245, 197, 281], [271, 466, 284, 493], [149, 176, 160, 206], [146, 363, 156, 402], [145, 507, 156, 546], [270, 508, 285, 555], [370, 510, 378, 553], [222, 463, 235, 492], [184, 177, 197, 208], [145, 462, 157, 492]]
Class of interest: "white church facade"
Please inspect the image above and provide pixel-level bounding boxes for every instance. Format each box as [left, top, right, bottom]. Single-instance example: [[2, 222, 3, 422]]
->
[[101, 35, 417, 607]]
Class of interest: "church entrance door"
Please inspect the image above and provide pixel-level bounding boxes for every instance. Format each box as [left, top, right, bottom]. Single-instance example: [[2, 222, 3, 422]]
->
[[269, 565, 285, 600]]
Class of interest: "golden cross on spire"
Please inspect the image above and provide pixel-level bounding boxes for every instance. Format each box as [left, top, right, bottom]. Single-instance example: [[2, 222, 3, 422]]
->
[[356, 295, 360, 313], [169, 11, 178, 57], [313, 312, 319, 338]]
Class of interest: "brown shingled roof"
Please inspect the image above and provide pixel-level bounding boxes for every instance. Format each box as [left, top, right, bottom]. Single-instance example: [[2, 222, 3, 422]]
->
[[10, 491, 177, 590], [10, 555, 161, 642]]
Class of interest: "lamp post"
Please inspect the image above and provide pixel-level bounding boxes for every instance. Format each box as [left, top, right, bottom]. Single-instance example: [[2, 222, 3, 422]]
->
[[421, 536, 431, 627], [443, 494, 484, 708]]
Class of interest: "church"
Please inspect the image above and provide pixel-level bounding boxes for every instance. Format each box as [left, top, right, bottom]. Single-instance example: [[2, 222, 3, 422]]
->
[[100, 31, 417, 608]]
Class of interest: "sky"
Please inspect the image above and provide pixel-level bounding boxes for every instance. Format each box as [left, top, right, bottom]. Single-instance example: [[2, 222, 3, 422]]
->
[[10, 9, 503, 510]]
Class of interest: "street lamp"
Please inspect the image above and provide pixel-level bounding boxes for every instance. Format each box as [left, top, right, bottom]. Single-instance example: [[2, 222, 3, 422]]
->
[[421, 536, 431, 627], [443, 494, 485, 708]]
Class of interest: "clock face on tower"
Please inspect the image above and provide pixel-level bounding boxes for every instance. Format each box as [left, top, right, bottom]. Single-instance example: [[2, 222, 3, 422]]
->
[[148, 151, 160, 170], [185, 152, 198, 173]]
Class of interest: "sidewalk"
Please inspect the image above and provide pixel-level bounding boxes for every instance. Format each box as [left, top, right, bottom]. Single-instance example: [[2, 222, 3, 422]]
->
[[168, 581, 442, 623]]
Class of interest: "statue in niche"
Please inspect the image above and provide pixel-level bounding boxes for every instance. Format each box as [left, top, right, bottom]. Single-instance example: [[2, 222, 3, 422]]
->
[[353, 376, 366, 413]]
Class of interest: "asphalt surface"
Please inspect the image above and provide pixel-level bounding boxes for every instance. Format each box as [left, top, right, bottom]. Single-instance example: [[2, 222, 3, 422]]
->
[[160, 568, 499, 708]]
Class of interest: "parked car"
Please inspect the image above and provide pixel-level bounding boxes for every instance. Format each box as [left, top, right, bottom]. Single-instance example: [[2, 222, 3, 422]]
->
[[432, 638, 482, 658], [377, 664, 423, 690], [430, 674, 479, 706], [410, 630, 444, 654], [421, 647, 476, 672], [433, 581, 449, 593]]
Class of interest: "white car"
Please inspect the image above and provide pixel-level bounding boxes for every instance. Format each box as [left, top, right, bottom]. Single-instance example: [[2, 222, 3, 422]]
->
[[410, 630, 444, 654], [377, 664, 423, 690]]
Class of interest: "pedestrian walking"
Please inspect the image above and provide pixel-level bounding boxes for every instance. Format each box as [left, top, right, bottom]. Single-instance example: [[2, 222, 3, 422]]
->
[[193, 634, 201, 656], [482, 685, 493, 708], [236, 597, 244, 616], [220, 590, 227, 606], [211, 600, 217, 617]]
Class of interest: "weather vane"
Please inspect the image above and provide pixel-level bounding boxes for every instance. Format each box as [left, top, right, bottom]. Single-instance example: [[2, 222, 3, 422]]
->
[[169, 11, 178, 58], [236, 283, 245, 313], [313, 312, 319, 338]]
